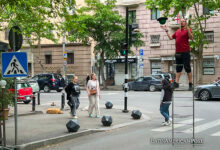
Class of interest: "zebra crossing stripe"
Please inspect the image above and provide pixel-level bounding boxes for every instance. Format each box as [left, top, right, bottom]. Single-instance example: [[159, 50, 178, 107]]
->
[[211, 131, 220, 136], [151, 118, 203, 132], [183, 119, 220, 133]]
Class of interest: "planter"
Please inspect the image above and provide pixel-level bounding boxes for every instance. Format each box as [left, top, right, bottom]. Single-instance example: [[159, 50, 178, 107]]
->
[[0, 109, 9, 120]]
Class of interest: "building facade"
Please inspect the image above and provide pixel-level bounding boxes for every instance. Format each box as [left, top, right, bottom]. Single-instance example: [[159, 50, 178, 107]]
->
[[115, 0, 220, 85]]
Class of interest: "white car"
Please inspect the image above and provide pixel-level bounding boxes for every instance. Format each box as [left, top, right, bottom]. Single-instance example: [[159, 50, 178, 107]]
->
[[17, 77, 40, 94]]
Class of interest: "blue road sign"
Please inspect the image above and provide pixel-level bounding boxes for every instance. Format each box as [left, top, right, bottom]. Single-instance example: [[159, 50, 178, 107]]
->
[[139, 63, 144, 68], [1, 52, 28, 77], [139, 49, 143, 56]]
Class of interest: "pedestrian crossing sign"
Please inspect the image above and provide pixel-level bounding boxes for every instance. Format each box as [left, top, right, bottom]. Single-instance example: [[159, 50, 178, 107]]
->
[[1, 52, 28, 77]]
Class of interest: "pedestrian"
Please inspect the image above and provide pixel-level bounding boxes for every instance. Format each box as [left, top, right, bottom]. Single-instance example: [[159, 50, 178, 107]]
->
[[85, 74, 90, 87], [160, 77, 173, 126], [161, 18, 194, 91], [86, 73, 100, 118], [65, 76, 80, 119]]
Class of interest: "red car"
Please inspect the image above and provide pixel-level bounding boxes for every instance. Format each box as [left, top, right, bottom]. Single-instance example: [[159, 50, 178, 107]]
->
[[10, 81, 33, 104]]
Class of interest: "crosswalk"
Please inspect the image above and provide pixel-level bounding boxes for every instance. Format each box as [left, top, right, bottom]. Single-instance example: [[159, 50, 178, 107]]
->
[[151, 118, 220, 136]]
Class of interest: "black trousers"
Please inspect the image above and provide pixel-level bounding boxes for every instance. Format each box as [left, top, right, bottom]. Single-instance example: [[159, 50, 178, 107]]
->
[[175, 52, 191, 73], [68, 96, 80, 116]]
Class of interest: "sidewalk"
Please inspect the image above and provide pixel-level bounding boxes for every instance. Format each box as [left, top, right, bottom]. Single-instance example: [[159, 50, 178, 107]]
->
[[5, 103, 148, 150]]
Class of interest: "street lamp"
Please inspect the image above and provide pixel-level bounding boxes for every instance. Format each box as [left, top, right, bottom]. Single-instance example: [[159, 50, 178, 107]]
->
[[0, 80, 7, 88]]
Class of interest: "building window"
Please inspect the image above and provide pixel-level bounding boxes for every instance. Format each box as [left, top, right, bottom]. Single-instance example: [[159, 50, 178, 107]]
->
[[67, 53, 74, 64], [5, 29, 9, 40], [203, 6, 214, 15], [204, 31, 214, 43], [151, 61, 161, 74], [128, 10, 136, 24], [203, 59, 215, 75], [45, 54, 52, 64], [151, 8, 160, 20], [150, 35, 160, 47]]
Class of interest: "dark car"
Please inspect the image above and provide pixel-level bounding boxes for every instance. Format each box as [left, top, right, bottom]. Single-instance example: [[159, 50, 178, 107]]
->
[[32, 73, 65, 92], [194, 80, 220, 101], [151, 72, 175, 83], [123, 76, 162, 91]]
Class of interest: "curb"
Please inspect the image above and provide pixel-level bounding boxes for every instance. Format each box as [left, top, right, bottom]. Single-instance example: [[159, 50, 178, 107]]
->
[[8, 111, 43, 118], [14, 111, 149, 150], [16, 130, 102, 150]]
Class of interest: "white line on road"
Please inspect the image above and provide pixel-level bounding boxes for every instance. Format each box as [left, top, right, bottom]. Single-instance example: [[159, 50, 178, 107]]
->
[[211, 131, 220, 136], [183, 119, 220, 133], [151, 118, 203, 132]]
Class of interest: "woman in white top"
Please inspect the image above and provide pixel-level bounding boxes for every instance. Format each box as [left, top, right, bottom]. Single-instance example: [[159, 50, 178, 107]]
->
[[86, 73, 100, 118]]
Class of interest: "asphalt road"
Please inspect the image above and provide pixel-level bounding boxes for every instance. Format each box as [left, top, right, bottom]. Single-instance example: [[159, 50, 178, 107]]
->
[[37, 90, 220, 150]]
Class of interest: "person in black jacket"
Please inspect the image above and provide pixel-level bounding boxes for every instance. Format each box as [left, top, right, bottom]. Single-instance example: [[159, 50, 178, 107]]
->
[[160, 77, 173, 126], [65, 76, 80, 119]]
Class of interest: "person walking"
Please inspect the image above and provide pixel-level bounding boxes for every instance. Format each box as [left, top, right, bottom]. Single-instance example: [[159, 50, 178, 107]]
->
[[160, 77, 173, 126], [86, 73, 100, 118], [65, 76, 80, 119], [161, 18, 194, 91]]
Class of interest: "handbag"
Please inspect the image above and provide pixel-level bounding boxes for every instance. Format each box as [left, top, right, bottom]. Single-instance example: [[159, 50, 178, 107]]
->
[[90, 89, 97, 95]]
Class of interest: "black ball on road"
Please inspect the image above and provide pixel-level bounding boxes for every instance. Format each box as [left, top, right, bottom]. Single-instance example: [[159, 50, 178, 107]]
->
[[101, 115, 112, 126], [105, 101, 113, 109], [66, 119, 80, 132], [131, 110, 142, 119]]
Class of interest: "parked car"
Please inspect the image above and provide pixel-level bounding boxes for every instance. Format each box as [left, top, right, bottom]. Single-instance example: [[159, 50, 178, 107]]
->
[[194, 80, 220, 101], [17, 77, 40, 94], [10, 81, 33, 104], [151, 72, 174, 83], [65, 74, 75, 85], [32, 73, 65, 92], [123, 76, 162, 91]]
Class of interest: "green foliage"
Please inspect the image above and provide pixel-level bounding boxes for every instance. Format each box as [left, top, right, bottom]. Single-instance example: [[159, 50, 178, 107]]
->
[[64, 0, 144, 58], [0, 0, 75, 45], [0, 73, 14, 108]]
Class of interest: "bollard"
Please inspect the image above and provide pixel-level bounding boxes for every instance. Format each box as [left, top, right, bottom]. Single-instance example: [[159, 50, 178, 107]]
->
[[32, 96, 35, 112], [61, 93, 65, 111], [37, 92, 40, 105]]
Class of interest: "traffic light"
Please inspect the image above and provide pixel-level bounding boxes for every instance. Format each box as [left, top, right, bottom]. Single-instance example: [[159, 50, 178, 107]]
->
[[120, 43, 127, 56], [129, 23, 138, 45]]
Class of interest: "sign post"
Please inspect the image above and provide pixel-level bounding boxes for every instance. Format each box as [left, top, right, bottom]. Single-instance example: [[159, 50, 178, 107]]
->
[[8, 26, 24, 146]]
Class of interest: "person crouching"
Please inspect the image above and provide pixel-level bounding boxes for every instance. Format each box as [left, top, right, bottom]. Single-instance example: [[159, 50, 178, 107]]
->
[[160, 77, 173, 126], [65, 76, 80, 119]]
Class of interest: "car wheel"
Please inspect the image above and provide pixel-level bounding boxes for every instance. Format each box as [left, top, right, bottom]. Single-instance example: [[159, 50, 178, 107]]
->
[[23, 100, 31, 104], [149, 85, 156, 92], [56, 89, 62, 92], [199, 90, 210, 101], [43, 85, 50, 93]]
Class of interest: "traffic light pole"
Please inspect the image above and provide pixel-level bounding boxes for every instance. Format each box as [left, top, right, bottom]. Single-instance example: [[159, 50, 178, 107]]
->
[[123, 7, 129, 113]]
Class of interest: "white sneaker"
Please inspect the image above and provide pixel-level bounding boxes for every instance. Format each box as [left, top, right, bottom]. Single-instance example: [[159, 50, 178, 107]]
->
[[161, 122, 168, 126], [162, 121, 170, 126], [169, 118, 172, 123], [73, 115, 78, 119]]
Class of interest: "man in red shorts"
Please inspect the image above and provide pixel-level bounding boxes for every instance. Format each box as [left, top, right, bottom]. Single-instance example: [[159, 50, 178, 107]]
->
[[161, 18, 193, 90]]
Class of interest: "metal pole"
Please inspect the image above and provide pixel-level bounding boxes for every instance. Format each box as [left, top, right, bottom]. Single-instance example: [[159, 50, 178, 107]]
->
[[62, 17, 66, 81], [172, 56, 175, 146], [13, 31, 18, 145], [32, 96, 36, 112], [37, 92, 40, 105], [192, 54, 195, 144], [2, 88, 6, 147], [123, 7, 129, 113], [61, 93, 65, 111]]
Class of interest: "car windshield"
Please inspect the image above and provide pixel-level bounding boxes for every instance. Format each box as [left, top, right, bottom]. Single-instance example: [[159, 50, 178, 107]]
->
[[152, 75, 162, 79], [136, 77, 143, 82], [17, 83, 30, 89]]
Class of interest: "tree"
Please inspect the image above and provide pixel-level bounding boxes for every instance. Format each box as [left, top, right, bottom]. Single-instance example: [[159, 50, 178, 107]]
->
[[0, 0, 75, 71], [145, 0, 220, 84], [64, 0, 144, 88]]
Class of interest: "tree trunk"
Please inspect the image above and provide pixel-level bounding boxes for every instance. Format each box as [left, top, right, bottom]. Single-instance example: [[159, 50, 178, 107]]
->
[[197, 45, 203, 84], [100, 52, 107, 89], [37, 38, 46, 72]]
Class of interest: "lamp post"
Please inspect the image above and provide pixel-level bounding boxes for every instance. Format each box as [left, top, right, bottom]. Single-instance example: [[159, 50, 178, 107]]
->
[[0, 80, 7, 147]]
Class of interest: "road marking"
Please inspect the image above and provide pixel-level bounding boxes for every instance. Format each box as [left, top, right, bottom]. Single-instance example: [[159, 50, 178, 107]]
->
[[183, 119, 220, 133], [211, 131, 220, 136], [151, 118, 203, 132]]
